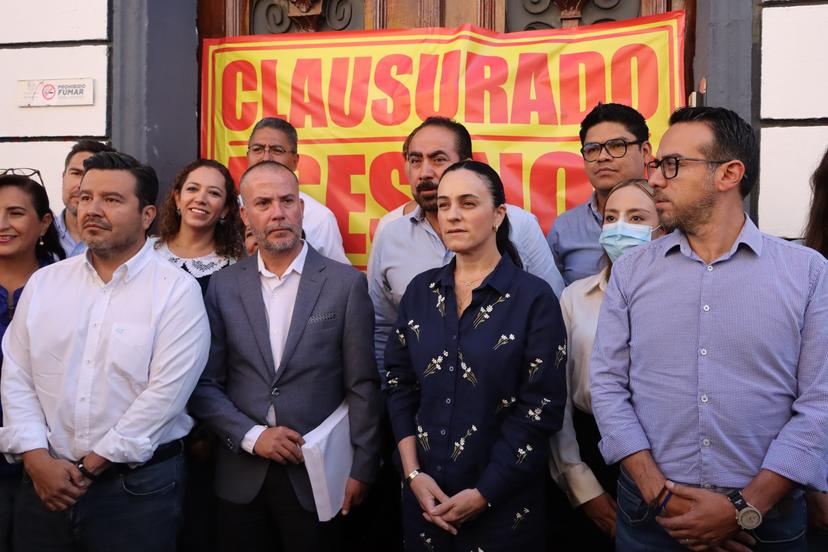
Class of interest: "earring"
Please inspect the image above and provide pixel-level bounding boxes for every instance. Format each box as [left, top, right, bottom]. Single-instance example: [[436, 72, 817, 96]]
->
[[176, 208, 181, 217], [218, 217, 226, 225], [38, 235, 45, 246]]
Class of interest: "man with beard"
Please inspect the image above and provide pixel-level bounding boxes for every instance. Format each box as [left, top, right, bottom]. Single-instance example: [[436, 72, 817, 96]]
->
[[53, 140, 116, 257], [368, 116, 565, 369], [245, 117, 349, 264], [0, 151, 210, 551], [546, 103, 652, 285], [189, 161, 381, 552], [590, 107, 828, 551]]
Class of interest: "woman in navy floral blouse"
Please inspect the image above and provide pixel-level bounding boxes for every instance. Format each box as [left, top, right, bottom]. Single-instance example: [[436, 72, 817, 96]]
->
[[385, 160, 567, 551]]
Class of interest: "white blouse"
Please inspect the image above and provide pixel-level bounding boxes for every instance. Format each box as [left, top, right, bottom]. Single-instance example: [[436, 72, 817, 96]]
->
[[548, 270, 608, 507], [153, 239, 235, 279]]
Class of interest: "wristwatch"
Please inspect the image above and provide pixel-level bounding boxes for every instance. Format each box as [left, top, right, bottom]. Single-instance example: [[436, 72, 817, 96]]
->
[[726, 490, 762, 530]]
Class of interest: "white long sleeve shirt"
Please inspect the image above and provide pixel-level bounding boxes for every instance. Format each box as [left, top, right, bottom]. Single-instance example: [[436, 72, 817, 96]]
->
[[0, 239, 210, 464], [300, 192, 349, 265], [548, 270, 607, 506]]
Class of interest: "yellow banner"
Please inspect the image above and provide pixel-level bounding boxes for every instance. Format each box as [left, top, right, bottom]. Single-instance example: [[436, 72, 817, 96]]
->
[[202, 12, 685, 267]]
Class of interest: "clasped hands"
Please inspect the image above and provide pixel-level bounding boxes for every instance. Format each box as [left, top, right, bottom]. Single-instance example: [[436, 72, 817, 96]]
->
[[22, 449, 109, 512], [655, 481, 756, 552], [410, 472, 488, 535]]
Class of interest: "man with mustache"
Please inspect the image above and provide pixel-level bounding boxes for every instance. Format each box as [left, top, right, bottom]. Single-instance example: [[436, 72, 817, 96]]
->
[[546, 103, 652, 285], [0, 151, 210, 551], [369, 116, 565, 369], [189, 161, 381, 552], [53, 140, 116, 257], [591, 107, 828, 550]]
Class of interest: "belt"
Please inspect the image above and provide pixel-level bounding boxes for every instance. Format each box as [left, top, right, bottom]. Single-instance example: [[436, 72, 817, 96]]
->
[[104, 439, 183, 477]]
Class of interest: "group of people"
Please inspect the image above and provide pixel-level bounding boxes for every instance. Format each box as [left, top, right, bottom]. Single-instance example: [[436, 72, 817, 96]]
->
[[0, 101, 825, 552]]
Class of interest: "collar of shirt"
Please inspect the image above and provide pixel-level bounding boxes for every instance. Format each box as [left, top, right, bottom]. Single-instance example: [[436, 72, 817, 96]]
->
[[257, 241, 308, 291], [82, 238, 155, 286], [579, 269, 608, 296], [663, 214, 763, 263], [587, 192, 603, 225], [435, 253, 517, 295], [53, 209, 69, 237]]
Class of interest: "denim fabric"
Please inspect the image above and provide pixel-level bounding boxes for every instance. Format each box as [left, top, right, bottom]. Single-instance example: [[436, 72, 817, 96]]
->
[[615, 470, 806, 552], [14, 453, 184, 552]]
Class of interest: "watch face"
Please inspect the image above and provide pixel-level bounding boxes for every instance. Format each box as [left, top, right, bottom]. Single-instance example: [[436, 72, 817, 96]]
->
[[739, 508, 762, 530]]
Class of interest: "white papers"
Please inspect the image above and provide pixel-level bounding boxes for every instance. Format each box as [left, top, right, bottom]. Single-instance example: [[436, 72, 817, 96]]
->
[[301, 401, 353, 522]]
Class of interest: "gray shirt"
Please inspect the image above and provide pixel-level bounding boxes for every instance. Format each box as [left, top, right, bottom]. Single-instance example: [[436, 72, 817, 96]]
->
[[368, 204, 564, 369], [545, 193, 605, 286]]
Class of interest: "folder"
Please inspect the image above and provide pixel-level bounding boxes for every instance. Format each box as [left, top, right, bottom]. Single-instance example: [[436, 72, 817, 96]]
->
[[301, 400, 353, 522]]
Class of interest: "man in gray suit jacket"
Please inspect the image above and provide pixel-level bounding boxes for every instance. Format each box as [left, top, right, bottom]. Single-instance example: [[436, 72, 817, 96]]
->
[[189, 161, 382, 552]]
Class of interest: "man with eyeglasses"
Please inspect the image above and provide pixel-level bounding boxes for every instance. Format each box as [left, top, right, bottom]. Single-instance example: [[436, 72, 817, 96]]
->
[[591, 106, 828, 551], [53, 140, 116, 257], [546, 103, 651, 285], [246, 118, 349, 264]]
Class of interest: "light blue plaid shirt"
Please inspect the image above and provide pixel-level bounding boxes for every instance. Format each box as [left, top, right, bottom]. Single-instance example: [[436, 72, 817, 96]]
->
[[590, 216, 828, 491]]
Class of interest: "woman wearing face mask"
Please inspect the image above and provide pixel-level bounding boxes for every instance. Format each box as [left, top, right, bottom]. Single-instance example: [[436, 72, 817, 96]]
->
[[0, 172, 65, 549], [548, 178, 664, 550], [384, 161, 567, 551]]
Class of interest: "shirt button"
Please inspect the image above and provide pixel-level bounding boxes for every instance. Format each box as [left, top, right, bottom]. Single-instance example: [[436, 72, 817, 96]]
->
[[448, 366, 455, 372], [435, 465, 442, 472], [707, 265, 714, 272], [701, 394, 709, 403], [440, 428, 446, 436], [451, 335, 457, 341], [445, 398, 452, 405], [703, 483, 712, 489], [703, 305, 710, 312], [700, 348, 708, 356], [702, 438, 711, 447]]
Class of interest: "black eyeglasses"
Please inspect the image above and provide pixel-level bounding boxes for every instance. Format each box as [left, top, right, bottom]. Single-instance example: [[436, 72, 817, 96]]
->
[[646, 156, 729, 180], [0, 167, 44, 187], [581, 138, 643, 162], [247, 144, 296, 156]]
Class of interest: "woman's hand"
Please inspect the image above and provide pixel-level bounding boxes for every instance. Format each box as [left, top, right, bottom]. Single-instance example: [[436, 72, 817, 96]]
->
[[581, 492, 617, 537], [429, 488, 489, 533], [409, 473, 457, 534]]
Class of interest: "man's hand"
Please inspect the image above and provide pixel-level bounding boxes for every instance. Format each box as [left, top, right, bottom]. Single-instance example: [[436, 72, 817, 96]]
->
[[581, 492, 617, 537], [429, 488, 488, 532], [80, 451, 110, 479], [656, 481, 739, 550], [22, 449, 87, 511], [807, 491, 828, 532], [340, 477, 368, 515], [409, 473, 455, 534], [253, 426, 304, 464]]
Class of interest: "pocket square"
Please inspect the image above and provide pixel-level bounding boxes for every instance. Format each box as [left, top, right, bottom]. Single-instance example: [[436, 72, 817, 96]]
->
[[308, 312, 336, 324]]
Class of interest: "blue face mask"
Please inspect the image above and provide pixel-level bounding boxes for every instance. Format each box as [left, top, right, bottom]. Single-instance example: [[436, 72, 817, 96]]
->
[[599, 221, 657, 263]]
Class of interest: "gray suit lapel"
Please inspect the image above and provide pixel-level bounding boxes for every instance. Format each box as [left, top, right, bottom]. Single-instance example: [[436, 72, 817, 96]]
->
[[275, 247, 327, 382], [238, 259, 277, 377]]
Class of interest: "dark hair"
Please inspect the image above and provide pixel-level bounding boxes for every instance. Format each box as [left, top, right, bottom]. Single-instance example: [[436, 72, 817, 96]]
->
[[439, 160, 522, 268], [250, 118, 298, 152], [804, 147, 828, 257], [239, 160, 299, 189], [579, 103, 650, 145], [0, 175, 66, 261], [606, 178, 656, 203], [403, 116, 473, 160], [63, 139, 116, 169], [668, 106, 759, 197], [157, 159, 244, 259], [83, 151, 159, 210]]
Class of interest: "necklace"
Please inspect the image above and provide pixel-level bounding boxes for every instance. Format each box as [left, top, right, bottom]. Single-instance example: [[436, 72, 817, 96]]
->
[[457, 274, 486, 287]]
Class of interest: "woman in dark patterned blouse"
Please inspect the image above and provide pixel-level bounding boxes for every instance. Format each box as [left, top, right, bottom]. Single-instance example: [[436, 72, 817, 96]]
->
[[385, 160, 567, 551], [154, 159, 243, 295]]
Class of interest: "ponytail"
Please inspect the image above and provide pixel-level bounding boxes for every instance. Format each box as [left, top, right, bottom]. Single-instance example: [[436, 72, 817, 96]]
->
[[496, 215, 522, 268]]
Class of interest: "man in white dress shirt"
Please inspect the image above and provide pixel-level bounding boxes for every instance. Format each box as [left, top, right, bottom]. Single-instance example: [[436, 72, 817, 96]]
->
[[0, 151, 210, 552], [246, 117, 350, 264]]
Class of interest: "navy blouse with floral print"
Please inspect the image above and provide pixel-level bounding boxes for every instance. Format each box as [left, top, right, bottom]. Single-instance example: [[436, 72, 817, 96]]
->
[[385, 254, 567, 550]]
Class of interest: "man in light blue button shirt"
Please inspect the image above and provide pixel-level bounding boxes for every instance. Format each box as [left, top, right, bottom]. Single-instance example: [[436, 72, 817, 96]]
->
[[53, 140, 116, 257], [546, 103, 651, 285], [591, 107, 828, 551], [368, 117, 565, 369]]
